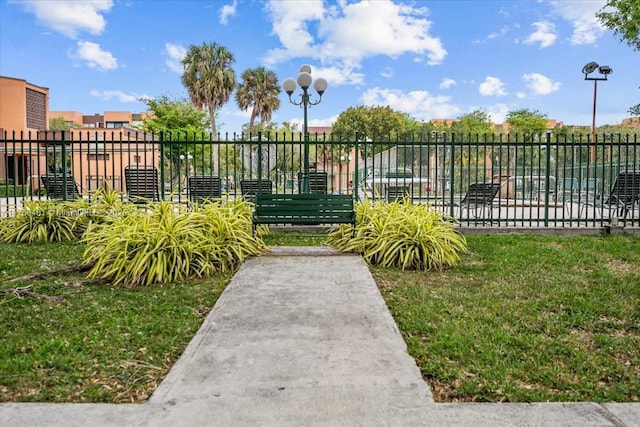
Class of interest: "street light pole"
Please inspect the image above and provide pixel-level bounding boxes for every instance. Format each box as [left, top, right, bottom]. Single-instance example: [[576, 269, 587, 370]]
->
[[582, 61, 612, 162], [283, 65, 327, 193]]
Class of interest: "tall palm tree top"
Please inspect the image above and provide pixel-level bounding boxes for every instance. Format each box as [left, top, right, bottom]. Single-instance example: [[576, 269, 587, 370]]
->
[[235, 66, 281, 132]]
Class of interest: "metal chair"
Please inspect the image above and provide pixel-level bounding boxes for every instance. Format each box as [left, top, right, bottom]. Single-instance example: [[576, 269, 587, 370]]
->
[[124, 165, 160, 203]]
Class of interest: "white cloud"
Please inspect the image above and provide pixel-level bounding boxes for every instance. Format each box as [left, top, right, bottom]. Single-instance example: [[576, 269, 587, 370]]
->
[[362, 87, 460, 121], [522, 73, 561, 95], [548, 0, 605, 45], [219, 0, 237, 25], [381, 67, 394, 78], [288, 65, 364, 87], [89, 90, 141, 103], [74, 41, 118, 71], [13, 0, 113, 39], [165, 43, 186, 74], [439, 78, 456, 90], [486, 103, 510, 124], [263, 0, 446, 69], [479, 76, 507, 96], [474, 26, 509, 44], [524, 21, 557, 48]]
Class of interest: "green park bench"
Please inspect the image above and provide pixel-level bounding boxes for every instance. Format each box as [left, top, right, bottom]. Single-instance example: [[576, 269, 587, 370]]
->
[[253, 193, 355, 234]]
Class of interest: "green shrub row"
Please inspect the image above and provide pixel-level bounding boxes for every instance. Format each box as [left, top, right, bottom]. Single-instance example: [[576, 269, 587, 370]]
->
[[1, 191, 468, 285]]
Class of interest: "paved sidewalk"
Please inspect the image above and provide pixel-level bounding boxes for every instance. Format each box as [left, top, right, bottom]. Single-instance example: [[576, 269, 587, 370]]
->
[[1, 246, 639, 426]]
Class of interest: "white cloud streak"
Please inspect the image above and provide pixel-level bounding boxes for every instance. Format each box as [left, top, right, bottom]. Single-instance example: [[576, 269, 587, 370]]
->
[[13, 0, 113, 39], [524, 21, 557, 48], [479, 76, 507, 96], [219, 0, 237, 25], [89, 89, 141, 103], [522, 73, 561, 95], [74, 41, 118, 71], [362, 87, 460, 121], [263, 0, 446, 72], [548, 0, 606, 45], [439, 78, 456, 90], [165, 43, 186, 74]]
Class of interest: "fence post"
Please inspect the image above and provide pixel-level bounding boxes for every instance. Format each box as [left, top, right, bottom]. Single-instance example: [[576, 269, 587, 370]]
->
[[543, 131, 552, 227], [448, 133, 456, 217], [354, 132, 359, 202], [257, 132, 263, 188], [159, 131, 165, 198], [61, 130, 68, 200]]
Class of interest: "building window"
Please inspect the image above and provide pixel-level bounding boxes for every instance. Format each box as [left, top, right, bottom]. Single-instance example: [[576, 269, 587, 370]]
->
[[106, 121, 129, 128], [87, 154, 110, 161], [25, 88, 47, 130]]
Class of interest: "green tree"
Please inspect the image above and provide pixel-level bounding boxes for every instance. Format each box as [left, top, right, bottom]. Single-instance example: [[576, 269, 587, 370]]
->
[[505, 108, 548, 141], [597, 0, 640, 51], [451, 110, 493, 138], [181, 42, 236, 137], [138, 95, 210, 135], [49, 116, 80, 131], [235, 67, 281, 133], [332, 105, 409, 142], [597, 1, 640, 115]]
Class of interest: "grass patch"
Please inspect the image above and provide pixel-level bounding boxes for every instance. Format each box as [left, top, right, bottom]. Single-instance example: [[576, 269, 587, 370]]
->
[[261, 230, 327, 247], [2, 234, 639, 403], [374, 234, 640, 403], [0, 242, 231, 403]]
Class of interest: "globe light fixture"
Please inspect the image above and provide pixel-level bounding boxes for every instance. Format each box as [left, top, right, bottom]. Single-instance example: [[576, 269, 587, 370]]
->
[[283, 65, 328, 193]]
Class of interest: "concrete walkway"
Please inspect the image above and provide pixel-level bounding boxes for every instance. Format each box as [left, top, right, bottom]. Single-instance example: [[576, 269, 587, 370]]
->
[[1, 247, 638, 426]]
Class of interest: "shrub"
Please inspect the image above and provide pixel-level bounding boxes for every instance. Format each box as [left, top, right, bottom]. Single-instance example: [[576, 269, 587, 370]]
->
[[326, 199, 467, 270], [0, 199, 90, 243], [82, 199, 266, 287]]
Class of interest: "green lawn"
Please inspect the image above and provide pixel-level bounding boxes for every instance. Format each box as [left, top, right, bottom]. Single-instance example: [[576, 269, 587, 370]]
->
[[1, 234, 639, 403]]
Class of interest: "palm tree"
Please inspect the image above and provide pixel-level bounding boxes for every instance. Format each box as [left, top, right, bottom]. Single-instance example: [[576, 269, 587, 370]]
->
[[235, 67, 281, 134], [181, 42, 236, 138]]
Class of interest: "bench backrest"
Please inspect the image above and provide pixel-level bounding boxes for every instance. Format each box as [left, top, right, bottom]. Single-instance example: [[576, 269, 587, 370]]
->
[[125, 166, 160, 202], [608, 171, 640, 206], [188, 175, 221, 204], [254, 193, 355, 223], [461, 182, 501, 207], [240, 179, 273, 196], [297, 171, 328, 194], [387, 185, 410, 202], [40, 174, 80, 199]]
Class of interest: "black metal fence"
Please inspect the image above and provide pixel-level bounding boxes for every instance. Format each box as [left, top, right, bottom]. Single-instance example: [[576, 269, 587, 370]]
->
[[2, 130, 639, 228]]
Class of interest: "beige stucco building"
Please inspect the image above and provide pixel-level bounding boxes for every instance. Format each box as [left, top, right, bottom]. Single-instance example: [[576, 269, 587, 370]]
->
[[1, 76, 158, 193]]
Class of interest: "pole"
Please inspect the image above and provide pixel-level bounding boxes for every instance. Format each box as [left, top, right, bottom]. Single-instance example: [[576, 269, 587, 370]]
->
[[302, 87, 310, 194], [591, 80, 597, 162]]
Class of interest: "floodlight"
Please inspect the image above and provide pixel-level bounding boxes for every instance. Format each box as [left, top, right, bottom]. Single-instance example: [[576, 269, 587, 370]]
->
[[582, 61, 599, 75], [598, 65, 613, 75]]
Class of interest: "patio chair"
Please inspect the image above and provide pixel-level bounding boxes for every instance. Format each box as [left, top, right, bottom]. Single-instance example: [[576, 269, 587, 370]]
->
[[124, 165, 160, 203], [297, 171, 328, 194], [187, 175, 221, 204], [240, 179, 273, 203], [40, 174, 81, 200], [567, 171, 640, 220], [386, 185, 411, 202], [455, 182, 501, 219]]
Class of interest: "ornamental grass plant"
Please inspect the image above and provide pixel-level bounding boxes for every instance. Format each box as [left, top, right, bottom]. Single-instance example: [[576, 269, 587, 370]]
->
[[82, 198, 265, 287], [0, 199, 90, 243], [327, 198, 467, 270]]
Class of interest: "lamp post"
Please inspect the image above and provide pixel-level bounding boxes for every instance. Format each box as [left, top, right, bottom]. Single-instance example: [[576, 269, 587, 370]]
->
[[179, 153, 193, 189], [283, 65, 327, 193], [582, 61, 612, 161]]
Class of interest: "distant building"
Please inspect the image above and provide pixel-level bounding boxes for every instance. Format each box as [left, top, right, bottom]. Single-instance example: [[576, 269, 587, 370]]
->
[[49, 110, 146, 130], [0, 75, 49, 134], [621, 117, 640, 128]]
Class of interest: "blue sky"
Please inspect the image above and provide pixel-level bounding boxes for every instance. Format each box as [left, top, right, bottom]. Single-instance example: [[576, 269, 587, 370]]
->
[[1, 0, 639, 134]]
